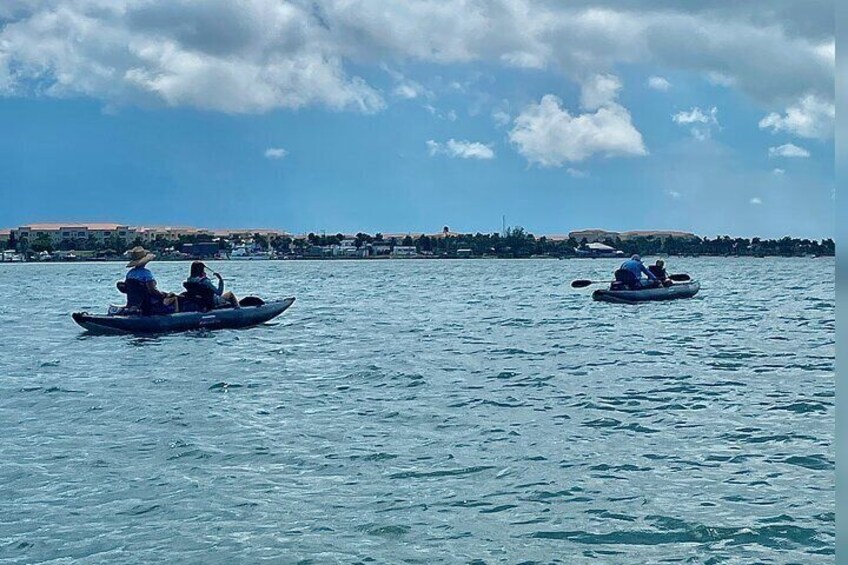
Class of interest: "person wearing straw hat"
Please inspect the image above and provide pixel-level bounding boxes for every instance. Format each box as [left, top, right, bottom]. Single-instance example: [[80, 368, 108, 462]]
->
[[125, 246, 179, 313]]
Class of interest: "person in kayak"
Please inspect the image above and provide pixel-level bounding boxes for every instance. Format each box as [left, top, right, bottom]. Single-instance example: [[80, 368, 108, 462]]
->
[[185, 261, 240, 309], [617, 254, 659, 289], [124, 246, 179, 314], [648, 259, 673, 286]]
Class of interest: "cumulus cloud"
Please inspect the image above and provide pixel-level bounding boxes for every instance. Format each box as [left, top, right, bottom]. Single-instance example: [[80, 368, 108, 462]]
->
[[427, 139, 495, 160], [0, 1, 833, 116], [508, 76, 647, 166], [759, 94, 835, 139], [264, 147, 288, 159], [647, 76, 671, 91], [672, 106, 719, 140], [768, 143, 810, 158], [580, 73, 622, 110], [750, 197, 763, 205]]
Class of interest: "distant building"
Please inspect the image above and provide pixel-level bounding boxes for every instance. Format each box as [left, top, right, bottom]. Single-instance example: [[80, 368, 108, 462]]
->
[[212, 228, 287, 239], [135, 226, 211, 242], [569, 229, 696, 243], [575, 242, 625, 258], [181, 242, 221, 258], [12, 223, 135, 247], [392, 246, 417, 257], [369, 244, 392, 256]]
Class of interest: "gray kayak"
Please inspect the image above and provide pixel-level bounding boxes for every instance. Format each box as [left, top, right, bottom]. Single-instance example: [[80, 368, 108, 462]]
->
[[592, 281, 700, 304], [73, 297, 295, 334]]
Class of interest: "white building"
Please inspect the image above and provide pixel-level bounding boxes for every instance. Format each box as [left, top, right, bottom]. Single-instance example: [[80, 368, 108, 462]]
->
[[392, 246, 418, 257]]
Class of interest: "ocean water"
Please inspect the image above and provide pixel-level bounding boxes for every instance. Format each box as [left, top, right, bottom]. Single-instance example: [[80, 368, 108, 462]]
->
[[0, 258, 834, 563]]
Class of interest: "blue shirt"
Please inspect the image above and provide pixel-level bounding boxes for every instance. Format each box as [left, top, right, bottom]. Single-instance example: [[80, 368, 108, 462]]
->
[[126, 266, 155, 283], [620, 258, 657, 282]]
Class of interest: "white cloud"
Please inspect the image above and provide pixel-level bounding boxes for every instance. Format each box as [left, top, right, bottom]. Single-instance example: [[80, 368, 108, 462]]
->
[[566, 168, 588, 178], [768, 143, 810, 158], [383, 65, 431, 100], [580, 73, 621, 110], [427, 139, 494, 160], [672, 107, 717, 125], [264, 147, 288, 159], [647, 76, 671, 91], [772, 168, 785, 175], [492, 109, 511, 127], [759, 94, 835, 139], [705, 72, 736, 87], [0, 2, 832, 116], [750, 197, 763, 205], [666, 189, 681, 199], [672, 106, 719, 140], [509, 77, 647, 166]]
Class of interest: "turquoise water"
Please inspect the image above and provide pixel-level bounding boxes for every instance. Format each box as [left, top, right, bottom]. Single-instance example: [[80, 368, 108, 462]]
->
[[0, 258, 834, 563]]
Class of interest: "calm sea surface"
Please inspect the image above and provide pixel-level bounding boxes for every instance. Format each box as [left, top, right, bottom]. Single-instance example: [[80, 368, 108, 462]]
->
[[0, 258, 834, 563]]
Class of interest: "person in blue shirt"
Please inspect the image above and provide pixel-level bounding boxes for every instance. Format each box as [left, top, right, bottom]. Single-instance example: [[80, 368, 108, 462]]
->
[[125, 246, 178, 313], [618, 254, 659, 288]]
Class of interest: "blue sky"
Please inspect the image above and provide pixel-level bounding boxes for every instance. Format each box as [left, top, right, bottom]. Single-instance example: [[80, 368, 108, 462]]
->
[[0, 1, 835, 238]]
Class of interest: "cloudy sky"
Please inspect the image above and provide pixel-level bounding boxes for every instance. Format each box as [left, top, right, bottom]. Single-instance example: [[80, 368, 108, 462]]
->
[[0, 0, 835, 237]]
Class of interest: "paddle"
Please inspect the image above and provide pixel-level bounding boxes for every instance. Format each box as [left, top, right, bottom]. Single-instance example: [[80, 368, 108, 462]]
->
[[571, 279, 611, 288], [571, 273, 690, 288]]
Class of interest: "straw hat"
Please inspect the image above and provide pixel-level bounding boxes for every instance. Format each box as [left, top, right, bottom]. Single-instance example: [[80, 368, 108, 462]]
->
[[126, 246, 155, 268]]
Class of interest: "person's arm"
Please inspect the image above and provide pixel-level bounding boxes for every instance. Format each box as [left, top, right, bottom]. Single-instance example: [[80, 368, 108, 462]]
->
[[213, 273, 224, 295], [203, 276, 223, 296], [145, 279, 167, 298]]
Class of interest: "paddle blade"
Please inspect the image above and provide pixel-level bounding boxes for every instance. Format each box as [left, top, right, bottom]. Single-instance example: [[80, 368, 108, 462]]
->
[[239, 296, 265, 307], [571, 280, 594, 288], [669, 273, 691, 282]]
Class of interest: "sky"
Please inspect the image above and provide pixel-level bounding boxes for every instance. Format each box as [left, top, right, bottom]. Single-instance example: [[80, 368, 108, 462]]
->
[[0, 0, 836, 238]]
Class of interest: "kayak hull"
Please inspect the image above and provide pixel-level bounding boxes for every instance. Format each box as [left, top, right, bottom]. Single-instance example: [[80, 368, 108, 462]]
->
[[592, 281, 700, 304], [73, 297, 295, 334]]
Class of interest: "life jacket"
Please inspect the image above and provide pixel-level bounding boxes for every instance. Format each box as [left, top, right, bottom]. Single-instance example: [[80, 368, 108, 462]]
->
[[648, 265, 668, 280]]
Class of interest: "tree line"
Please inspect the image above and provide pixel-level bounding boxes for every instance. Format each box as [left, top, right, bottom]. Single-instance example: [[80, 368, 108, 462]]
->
[[8, 228, 835, 258]]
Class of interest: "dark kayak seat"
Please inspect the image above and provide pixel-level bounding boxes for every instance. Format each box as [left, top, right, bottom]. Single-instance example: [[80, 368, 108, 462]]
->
[[181, 280, 217, 312], [118, 278, 153, 314], [117, 279, 176, 316]]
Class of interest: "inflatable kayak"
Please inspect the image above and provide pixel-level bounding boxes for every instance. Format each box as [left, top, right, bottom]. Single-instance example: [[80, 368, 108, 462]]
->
[[592, 281, 700, 304], [72, 297, 295, 334]]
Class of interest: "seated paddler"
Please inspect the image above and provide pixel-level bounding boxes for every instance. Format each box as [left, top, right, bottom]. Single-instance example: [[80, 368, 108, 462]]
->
[[123, 246, 179, 314], [616, 254, 659, 289], [648, 259, 673, 286], [184, 261, 240, 310]]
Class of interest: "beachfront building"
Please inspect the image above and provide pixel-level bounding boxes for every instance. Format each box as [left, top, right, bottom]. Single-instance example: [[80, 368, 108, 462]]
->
[[11, 223, 136, 247], [213, 228, 287, 240], [135, 226, 212, 242], [391, 246, 418, 257]]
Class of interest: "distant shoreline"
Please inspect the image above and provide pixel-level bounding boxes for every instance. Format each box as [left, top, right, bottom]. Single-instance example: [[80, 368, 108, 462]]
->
[[0, 254, 833, 265]]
